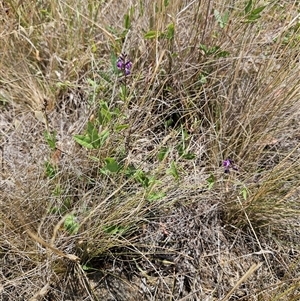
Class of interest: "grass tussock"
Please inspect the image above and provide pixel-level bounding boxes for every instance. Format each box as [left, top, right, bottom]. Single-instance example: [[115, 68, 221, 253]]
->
[[1, 0, 300, 300]]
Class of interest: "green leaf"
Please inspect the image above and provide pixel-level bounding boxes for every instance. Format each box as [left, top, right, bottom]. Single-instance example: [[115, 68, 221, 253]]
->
[[64, 214, 79, 234], [214, 10, 229, 29], [134, 169, 150, 188], [124, 13, 130, 30], [244, 1, 266, 22], [103, 224, 129, 235], [98, 71, 112, 83], [91, 42, 97, 53], [181, 127, 189, 140], [251, 5, 266, 16], [245, 0, 253, 14], [73, 134, 94, 149], [87, 78, 98, 89], [214, 9, 222, 25], [87, 121, 101, 148], [49, 206, 59, 214], [158, 147, 169, 161], [147, 191, 166, 202], [166, 23, 175, 40], [45, 161, 57, 178], [206, 174, 215, 190], [99, 129, 109, 147], [111, 52, 119, 74], [246, 6, 266, 22], [139, 0, 144, 16], [124, 164, 137, 177], [223, 11, 229, 26], [167, 161, 179, 181], [82, 264, 92, 271], [199, 73, 207, 84], [199, 44, 208, 54], [115, 124, 129, 131], [216, 50, 230, 58], [176, 144, 184, 156], [246, 14, 261, 22], [98, 101, 112, 126], [144, 30, 159, 39], [104, 157, 120, 173], [53, 184, 62, 196], [44, 130, 56, 150], [120, 85, 129, 101], [88, 156, 100, 162], [241, 187, 248, 200], [182, 152, 196, 160]]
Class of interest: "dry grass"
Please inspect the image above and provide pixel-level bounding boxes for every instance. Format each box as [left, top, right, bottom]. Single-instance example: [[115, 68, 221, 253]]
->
[[1, 0, 300, 300]]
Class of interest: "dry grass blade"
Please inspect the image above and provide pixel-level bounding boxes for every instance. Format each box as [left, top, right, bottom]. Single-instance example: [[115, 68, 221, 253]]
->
[[29, 283, 50, 301], [1, 0, 300, 300], [25, 229, 79, 262], [221, 262, 263, 301]]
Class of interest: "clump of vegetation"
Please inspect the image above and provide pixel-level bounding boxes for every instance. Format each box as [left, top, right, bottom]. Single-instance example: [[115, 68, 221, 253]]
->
[[1, 0, 300, 300]]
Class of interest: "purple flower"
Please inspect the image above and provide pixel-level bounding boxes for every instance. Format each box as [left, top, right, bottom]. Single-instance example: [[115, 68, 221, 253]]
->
[[116, 53, 132, 76], [223, 158, 238, 174]]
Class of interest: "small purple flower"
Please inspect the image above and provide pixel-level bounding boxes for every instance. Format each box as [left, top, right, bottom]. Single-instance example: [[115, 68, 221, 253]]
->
[[223, 158, 238, 174], [116, 53, 132, 76]]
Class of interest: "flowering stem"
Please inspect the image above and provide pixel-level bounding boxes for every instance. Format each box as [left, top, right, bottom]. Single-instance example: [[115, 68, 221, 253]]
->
[[116, 52, 132, 102]]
